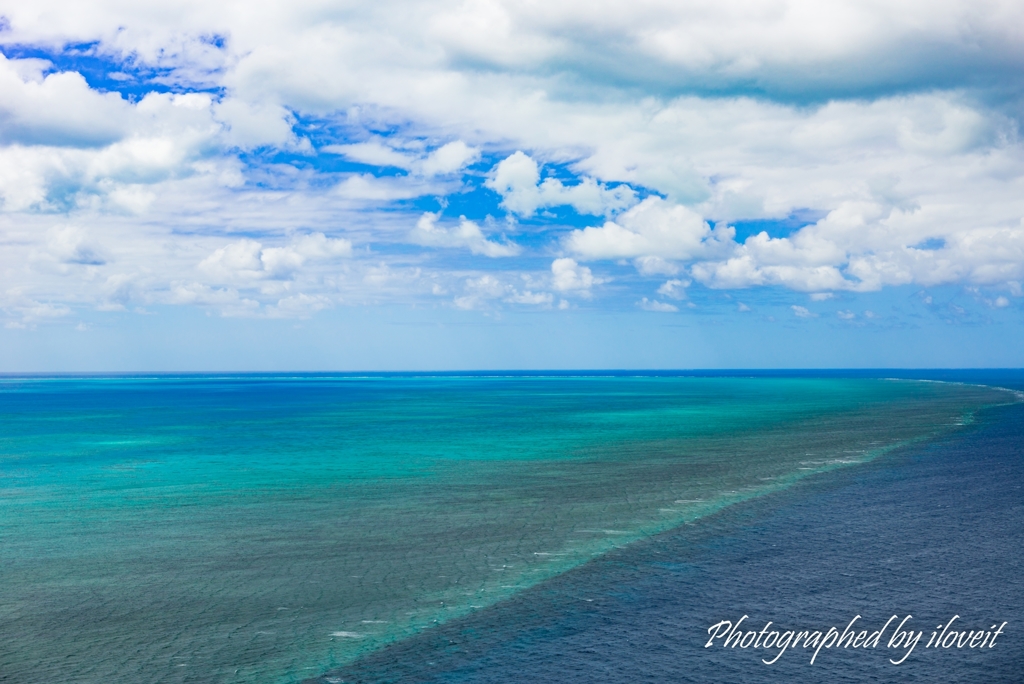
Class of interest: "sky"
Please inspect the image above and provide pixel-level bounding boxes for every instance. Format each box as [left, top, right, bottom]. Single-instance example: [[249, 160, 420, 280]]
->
[[1, 0, 1023, 370]]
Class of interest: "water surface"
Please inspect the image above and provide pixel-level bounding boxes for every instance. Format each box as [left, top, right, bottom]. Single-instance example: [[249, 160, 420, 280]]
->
[[0, 375, 1011, 682]]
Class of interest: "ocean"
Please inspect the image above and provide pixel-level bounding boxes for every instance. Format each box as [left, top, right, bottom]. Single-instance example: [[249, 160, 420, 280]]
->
[[0, 373, 1019, 683]]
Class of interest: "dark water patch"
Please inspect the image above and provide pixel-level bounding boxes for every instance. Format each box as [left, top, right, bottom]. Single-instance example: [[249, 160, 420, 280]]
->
[[318, 401, 1024, 683]]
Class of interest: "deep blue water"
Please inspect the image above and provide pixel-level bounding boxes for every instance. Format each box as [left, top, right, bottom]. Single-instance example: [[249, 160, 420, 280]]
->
[[315, 371, 1024, 683]]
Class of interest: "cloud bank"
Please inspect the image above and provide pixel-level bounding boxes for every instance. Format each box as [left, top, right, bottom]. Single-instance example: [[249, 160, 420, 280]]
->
[[0, 0, 1022, 327]]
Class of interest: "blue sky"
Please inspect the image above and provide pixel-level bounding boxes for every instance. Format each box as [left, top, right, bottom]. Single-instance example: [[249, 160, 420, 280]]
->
[[1, 0, 1023, 370]]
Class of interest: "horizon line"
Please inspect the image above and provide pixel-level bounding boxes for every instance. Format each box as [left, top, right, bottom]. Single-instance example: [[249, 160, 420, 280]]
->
[[2, 368, 1023, 377]]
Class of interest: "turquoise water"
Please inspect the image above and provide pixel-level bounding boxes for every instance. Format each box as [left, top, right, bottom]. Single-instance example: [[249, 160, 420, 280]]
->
[[0, 375, 1011, 683]]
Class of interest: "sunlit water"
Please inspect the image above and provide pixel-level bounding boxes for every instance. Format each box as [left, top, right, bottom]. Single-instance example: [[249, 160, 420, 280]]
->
[[0, 375, 1012, 683]]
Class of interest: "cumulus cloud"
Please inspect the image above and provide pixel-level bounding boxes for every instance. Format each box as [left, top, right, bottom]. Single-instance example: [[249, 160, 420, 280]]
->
[[265, 292, 333, 318], [325, 139, 480, 177], [424, 0, 1024, 99], [656, 278, 689, 300], [199, 233, 352, 282], [199, 239, 264, 281], [452, 274, 553, 310], [505, 290, 554, 306], [486, 152, 637, 217], [214, 99, 301, 150], [454, 274, 507, 309], [691, 203, 1024, 292], [0, 54, 130, 147], [420, 141, 480, 176], [565, 197, 735, 261], [634, 256, 679, 276], [0, 88, 260, 212], [410, 212, 521, 257], [168, 282, 260, 316], [638, 297, 678, 312], [45, 226, 105, 265], [3, 1, 1023, 103], [551, 258, 602, 294], [0, 0, 1023, 325], [2, 290, 72, 327], [333, 174, 448, 201]]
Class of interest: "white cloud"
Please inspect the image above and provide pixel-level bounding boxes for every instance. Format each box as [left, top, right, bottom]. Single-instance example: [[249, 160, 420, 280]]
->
[[324, 139, 479, 177], [199, 233, 352, 282], [2, 286, 75, 326], [634, 255, 679, 276], [451, 274, 554, 310], [214, 99, 301, 150], [0, 86, 256, 212], [13, 299, 71, 320], [638, 297, 678, 312], [265, 293, 333, 318], [334, 174, 446, 201], [0, 54, 130, 147], [0, 0, 1023, 323], [410, 212, 521, 257], [45, 226, 105, 265], [106, 184, 157, 213], [421, 0, 1024, 99], [692, 256, 851, 292], [486, 151, 637, 217], [791, 305, 817, 318], [325, 141, 412, 168], [420, 141, 480, 176], [692, 202, 1024, 292], [290, 232, 354, 259], [505, 290, 554, 306], [837, 309, 856, 319], [453, 274, 505, 310], [551, 258, 602, 294], [168, 282, 260, 316], [565, 197, 733, 261], [656, 278, 688, 300]]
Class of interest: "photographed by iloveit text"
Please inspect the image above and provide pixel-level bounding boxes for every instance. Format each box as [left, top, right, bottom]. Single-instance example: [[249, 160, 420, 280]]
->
[[705, 615, 1008, 665]]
